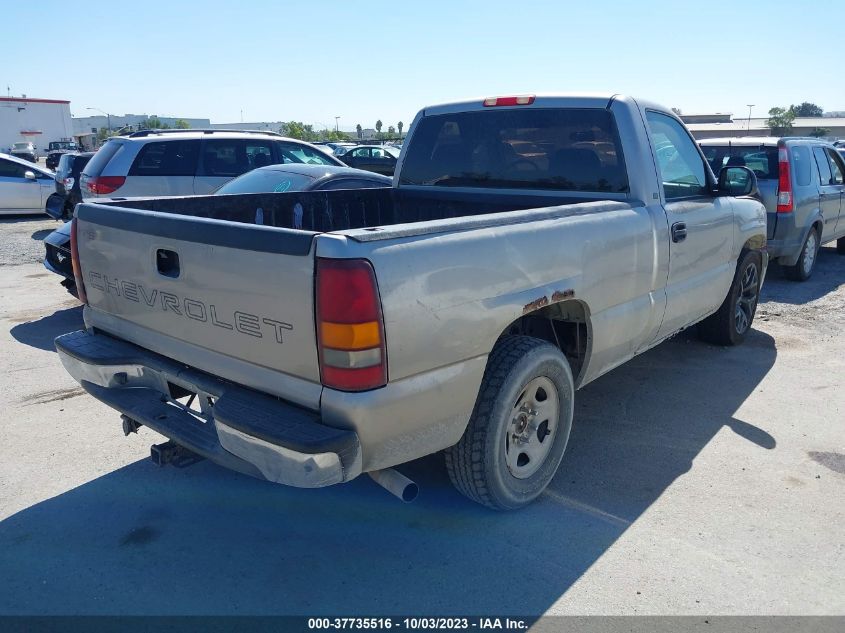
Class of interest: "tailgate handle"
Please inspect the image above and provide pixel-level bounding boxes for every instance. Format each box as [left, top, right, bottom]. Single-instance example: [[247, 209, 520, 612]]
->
[[156, 249, 180, 278]]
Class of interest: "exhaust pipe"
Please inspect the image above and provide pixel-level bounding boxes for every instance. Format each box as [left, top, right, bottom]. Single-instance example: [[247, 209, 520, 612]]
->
[[369, 468, 418, 503]]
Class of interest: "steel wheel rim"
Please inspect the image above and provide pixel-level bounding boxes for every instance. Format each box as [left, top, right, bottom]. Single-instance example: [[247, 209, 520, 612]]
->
[[734, 262, 759, 334], [505, 376, 559, 479], [803, 232, 817, 275]]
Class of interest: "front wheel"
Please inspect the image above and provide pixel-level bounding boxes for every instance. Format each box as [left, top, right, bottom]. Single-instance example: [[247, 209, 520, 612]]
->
[[445, 335, 574, 510], [783, 227, 819, 281], [698, 250, 762, 346]]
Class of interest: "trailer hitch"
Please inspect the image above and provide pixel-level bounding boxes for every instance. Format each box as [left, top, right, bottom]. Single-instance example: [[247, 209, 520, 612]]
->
[[150, 440, 205, 468]]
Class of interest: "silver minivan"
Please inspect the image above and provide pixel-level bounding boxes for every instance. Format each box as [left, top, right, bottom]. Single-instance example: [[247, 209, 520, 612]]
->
[[80, 129, 345, 199], [700, 137, 845, 280]]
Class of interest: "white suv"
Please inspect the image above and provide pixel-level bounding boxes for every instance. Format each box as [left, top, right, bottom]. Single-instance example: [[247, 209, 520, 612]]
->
[[80, 129, 344, 198]]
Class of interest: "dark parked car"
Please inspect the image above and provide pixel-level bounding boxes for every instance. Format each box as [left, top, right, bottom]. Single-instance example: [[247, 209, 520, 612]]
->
[[44, 163, 389, 295], [45, 141, 80, 170], [214, 163, 391, 195], [338, 145, 400, 175], [45, 152, 94, 220], [43, 221, 75, 295]]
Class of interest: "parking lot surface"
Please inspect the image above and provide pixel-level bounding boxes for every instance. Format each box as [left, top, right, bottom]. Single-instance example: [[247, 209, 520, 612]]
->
[[0, 215, 843, 615]]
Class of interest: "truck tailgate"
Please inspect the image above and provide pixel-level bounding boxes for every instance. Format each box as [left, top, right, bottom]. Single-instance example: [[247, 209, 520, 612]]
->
[[74, 203, 321, 409]]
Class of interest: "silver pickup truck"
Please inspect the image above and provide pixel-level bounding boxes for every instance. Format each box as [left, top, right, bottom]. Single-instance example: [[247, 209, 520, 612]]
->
[[57, 94, 767, 509]]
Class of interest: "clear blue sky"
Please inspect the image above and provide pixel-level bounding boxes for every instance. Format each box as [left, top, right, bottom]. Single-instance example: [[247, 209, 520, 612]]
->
[[5, 0, 843, 130]]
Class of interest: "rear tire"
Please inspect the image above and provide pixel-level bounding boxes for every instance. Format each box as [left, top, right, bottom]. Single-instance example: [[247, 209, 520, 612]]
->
[[783, 227, 819, 281], [837, 237, 845, 255], [445, 335, 574, 510], [698, 250, 761, 346]]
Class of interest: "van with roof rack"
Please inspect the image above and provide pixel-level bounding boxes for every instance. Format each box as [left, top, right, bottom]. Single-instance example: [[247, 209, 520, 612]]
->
[[79, 129, 345, 199], [699, 137, 845, 280]]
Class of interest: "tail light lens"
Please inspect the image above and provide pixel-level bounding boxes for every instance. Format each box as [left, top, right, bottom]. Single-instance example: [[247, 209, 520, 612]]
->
[[316, 258, 387, 391], [85, 175, 125, 195], [776, 146, 793, 213], [69, 218, 88, 303]]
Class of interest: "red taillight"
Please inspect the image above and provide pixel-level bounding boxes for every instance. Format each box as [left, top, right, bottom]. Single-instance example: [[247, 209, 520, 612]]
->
[[69, 218, 87, 304], [316, 258, 387, 391], [86, 175, 125, 195], [483, 95, 535, 107], [776, 146, 793, 213]]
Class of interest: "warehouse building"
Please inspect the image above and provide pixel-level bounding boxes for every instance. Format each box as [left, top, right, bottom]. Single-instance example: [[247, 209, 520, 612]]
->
[[0, 96, 73, 155], [683, 113, 845, 141]]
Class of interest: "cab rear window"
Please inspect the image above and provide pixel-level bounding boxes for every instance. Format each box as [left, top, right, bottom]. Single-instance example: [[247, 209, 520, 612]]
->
[[399, 108, 628, 192]]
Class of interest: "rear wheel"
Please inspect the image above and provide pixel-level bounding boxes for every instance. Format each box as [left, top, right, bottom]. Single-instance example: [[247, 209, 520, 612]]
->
[[837, 237, 845, 255], [783, 227, 819, 281], [698, 250, 761, 346], [445, 335, 574, 510]]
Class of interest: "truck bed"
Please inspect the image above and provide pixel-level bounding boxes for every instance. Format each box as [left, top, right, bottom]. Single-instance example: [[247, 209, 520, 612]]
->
[[103, 187, 609, 235]]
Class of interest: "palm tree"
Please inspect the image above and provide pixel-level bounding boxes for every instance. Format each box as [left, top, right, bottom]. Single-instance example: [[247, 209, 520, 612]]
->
[[356, 123, 362, 139], [375, 120, 383, 133], [397, 121, 403, 137]]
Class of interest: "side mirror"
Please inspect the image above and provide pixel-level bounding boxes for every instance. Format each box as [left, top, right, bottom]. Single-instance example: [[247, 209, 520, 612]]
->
[[718, 165, 758, 197], [24, 170, 36, 180]]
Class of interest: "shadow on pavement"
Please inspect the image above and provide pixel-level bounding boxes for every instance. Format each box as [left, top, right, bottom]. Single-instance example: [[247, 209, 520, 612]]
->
[[0, 329, 777, 615], [9, 307, 84, 352], [31, 229, 54, 241], [762, 245, 845, 305]]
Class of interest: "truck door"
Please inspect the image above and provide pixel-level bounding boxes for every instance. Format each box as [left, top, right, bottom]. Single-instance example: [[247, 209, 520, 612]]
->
[[645, 111, 735, 341]]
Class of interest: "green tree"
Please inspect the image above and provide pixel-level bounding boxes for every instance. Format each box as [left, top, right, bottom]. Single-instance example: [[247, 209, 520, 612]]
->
[[671, 107, 682, 116], [173, 119, 190, 129], [356, 123, 362, 139], [767, 107, 796, 135], [387, 125, 396, 136], [140, 116, 170, 130], [397, 121, 403, 136], [280, 121, 318, 141], [809, 127, 831, 138], [375, 120, 383, 134], [790, 102, 823, 117]]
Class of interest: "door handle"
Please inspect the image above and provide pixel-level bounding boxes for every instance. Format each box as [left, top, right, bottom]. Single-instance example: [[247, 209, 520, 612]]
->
[[671, 222, 687, 243]]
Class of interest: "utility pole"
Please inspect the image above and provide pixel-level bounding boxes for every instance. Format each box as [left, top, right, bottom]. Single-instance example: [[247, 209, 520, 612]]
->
[[746, 104, 754, 133], [335, 116, 340, 133]]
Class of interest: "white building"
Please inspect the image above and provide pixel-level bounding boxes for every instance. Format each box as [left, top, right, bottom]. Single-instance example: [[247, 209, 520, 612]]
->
[[72, 114, 211, 136], [0, 96, 73, 155]]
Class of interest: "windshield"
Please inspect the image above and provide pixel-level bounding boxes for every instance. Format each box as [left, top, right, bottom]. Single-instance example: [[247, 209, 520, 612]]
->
[[279, 143, 338, 166], [49, 141, 77, 151], [215, 169, 316, 194], [399, 108, 628, 192], [12, 142, 31, 150], [700, 145, 779, 180]]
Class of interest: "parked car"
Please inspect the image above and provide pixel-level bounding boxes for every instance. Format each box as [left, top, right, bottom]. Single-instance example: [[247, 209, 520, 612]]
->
[[215, 164, 391, 195], [0, 153, 55, 214], [45, 152, 94, 220], [700, 137, 845, 278], [58, 93, 766, 510], [80, 129, 345, 199], [338, 144, 400, 175], [42, 221, 75, 295], [45, 141, 80, 170], [10, 142, 37, 163]]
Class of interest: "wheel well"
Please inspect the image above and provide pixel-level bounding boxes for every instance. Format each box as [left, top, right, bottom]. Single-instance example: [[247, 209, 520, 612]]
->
[[498, 300, 591, 384]]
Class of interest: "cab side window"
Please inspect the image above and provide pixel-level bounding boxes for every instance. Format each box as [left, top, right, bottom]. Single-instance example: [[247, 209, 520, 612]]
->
[[646, 111, 708, 199]]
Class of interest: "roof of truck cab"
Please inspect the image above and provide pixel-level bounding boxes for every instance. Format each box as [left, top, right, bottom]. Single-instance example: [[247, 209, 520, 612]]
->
[[419, 94, 681, 120]]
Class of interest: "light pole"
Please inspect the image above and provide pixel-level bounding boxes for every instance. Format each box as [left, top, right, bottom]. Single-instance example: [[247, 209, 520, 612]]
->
[[335, 116, 340, 133], [87, 107, 111, 134], [746, 104, 754, 133]]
